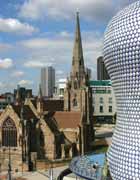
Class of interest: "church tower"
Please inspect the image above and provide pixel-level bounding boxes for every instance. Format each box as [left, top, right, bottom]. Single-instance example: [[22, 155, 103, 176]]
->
[[64, 12, 89, 112], [64, 12, 94, 154], [71, 12, 86, 88]]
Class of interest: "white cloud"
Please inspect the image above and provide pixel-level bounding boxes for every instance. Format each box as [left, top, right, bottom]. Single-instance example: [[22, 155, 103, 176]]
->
[[0, 82, 4, 88], [0, 43, 13, 52], [0, 81, 15, 90], [19, 0, 135, 23], [18, 80, 33, 86], [12, 71, 24, 77], [56, 70, 64, 75], [24, 60, 54, 68], [0, 18, 38, 35], [59, 31, 71, 38], [20, 30, 102, 80], [0, 58, 13, 69], [21, 37, 72, 49]]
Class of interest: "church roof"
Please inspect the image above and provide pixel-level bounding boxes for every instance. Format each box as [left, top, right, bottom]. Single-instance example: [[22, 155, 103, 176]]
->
[[12, 104, 37, 120], [53, 111, 82, 129], [31, 98, 64, 111], [43, 100, 64, 111], [31, 99, 37, 108]]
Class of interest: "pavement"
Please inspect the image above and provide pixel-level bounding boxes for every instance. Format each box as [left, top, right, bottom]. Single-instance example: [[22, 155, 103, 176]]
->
[[0, 171, 49, 180], [0, 166, 74, 180]]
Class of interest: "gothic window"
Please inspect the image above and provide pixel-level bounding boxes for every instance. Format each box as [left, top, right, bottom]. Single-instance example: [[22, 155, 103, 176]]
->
[[73, 98, 78, 107], [40, 130, 45, 147], [74, 81, 77, 89], [2, 118, 17, 147]]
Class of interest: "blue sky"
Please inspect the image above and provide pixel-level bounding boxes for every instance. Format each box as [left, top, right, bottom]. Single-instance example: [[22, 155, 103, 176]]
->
[[0, 0, 136, 94]]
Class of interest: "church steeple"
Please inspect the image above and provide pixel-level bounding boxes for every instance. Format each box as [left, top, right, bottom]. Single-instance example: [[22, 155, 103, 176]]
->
[[71, 12, 86, 88]]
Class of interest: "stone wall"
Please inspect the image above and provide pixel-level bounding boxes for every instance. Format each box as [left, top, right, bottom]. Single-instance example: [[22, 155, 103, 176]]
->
[[0, 148, 22, 172]]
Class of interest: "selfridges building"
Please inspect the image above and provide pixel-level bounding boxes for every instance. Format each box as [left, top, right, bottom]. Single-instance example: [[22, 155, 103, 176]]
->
[[104, 1, 140, 180]]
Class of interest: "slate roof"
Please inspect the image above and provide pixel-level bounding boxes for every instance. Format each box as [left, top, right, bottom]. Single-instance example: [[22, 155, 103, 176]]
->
[[31, 99, 64, 111], [12, 104, 37, 120], [43, 100, 64, 111]]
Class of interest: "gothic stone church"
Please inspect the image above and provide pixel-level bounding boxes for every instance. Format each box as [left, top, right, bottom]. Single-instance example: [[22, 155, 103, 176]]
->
[[0, 13, 94, 171]]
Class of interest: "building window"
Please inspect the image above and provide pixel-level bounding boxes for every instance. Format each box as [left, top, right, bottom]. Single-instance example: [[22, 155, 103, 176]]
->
[[2, 118, 17, 147], [93, 97, 95, 104], [59, 88, 64, 95], [100, 97, 104, 104], [109, 106, 112, 113], [73, 98, 78, 107], [100, 106, 103, 113], [109, 97, 112, 103], [108, 90, 111, 93]]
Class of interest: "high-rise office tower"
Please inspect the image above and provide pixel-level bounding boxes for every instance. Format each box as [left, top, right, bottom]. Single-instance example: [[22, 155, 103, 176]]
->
[[41, 67, 55, 97], [86, 68, 92, 80], [97, 56, 110, 80]]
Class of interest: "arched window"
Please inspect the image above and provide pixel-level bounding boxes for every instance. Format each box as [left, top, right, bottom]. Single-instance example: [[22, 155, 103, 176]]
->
[[73, 98, 78, 107], [2, 118, 17, 147], [74, 81, 77, 89]]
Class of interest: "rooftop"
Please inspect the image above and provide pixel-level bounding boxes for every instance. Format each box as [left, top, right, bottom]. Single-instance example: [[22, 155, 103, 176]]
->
[[54, 111, 81, 129]]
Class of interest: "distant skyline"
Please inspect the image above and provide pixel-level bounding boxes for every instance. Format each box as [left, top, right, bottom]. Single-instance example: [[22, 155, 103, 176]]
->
[[0, 0, 136, 94]]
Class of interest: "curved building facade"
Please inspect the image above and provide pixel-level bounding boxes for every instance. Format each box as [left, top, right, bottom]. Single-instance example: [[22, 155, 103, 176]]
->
[[103, 1, 140, 179]]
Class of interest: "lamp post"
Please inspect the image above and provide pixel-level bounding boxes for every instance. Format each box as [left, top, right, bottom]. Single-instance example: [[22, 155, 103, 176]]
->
[[49, 160, 53, 180]]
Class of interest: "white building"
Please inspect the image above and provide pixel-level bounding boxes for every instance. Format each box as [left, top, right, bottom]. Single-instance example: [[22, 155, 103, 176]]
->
[[57, 78, 67, 99], [90, 80, 116, 123], [41, 67, 55, 97]]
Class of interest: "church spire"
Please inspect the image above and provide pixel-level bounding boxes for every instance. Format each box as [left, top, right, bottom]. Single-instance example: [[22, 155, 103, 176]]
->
[[71, 12, 86, 87]]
